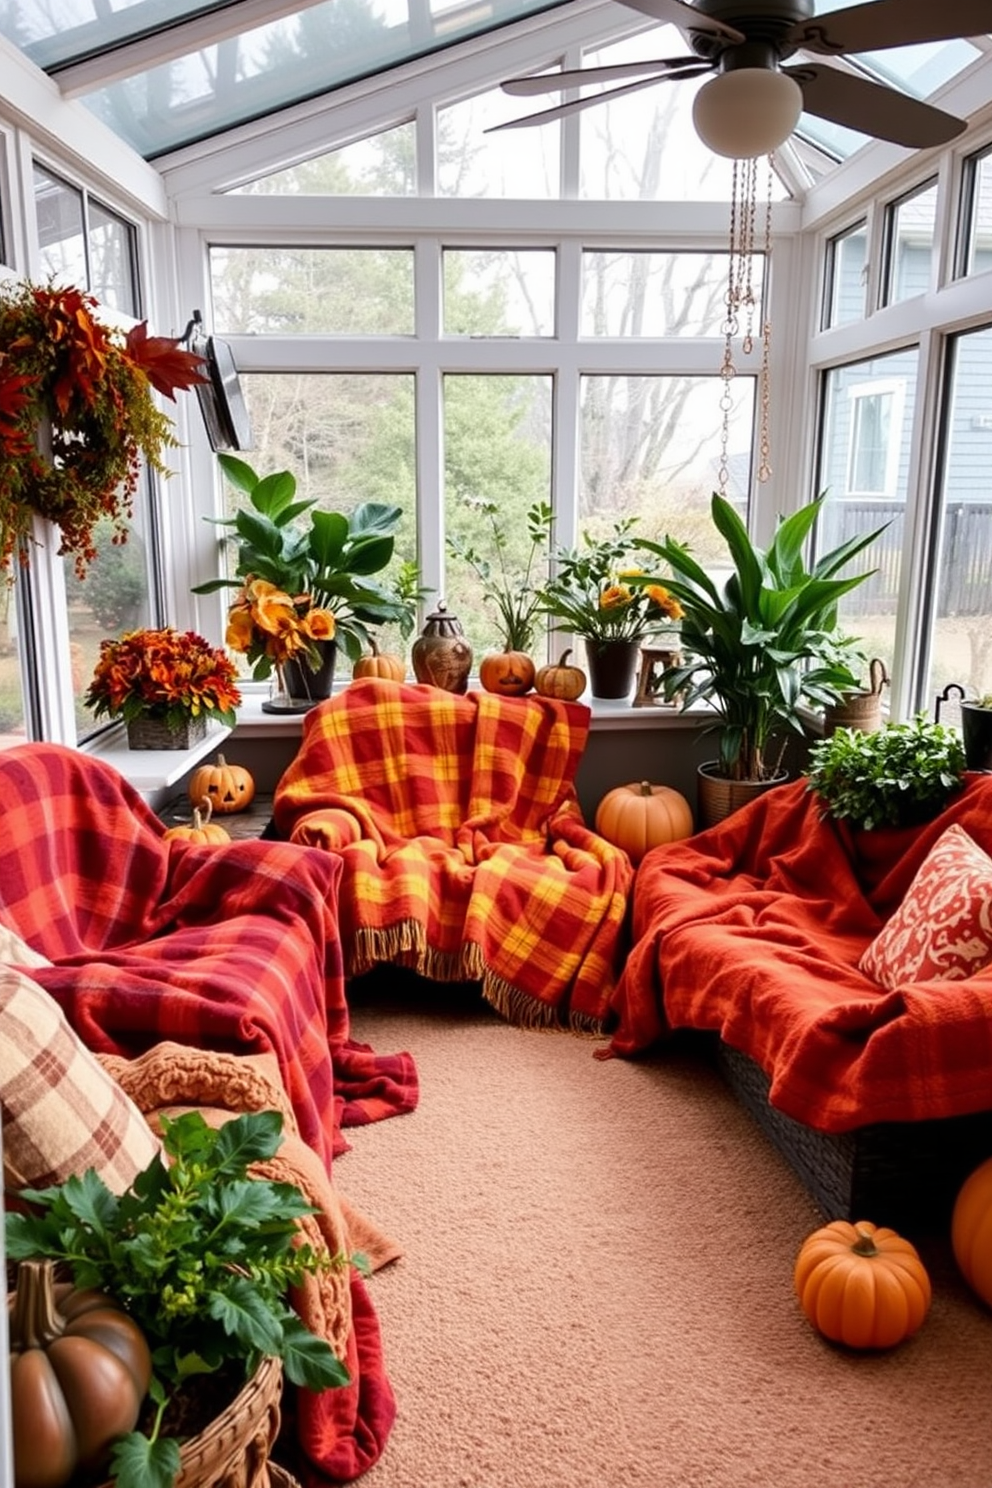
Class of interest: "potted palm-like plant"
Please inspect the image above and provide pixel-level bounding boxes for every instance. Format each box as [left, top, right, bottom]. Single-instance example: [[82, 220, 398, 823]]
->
[[634, 492, 885, 827]]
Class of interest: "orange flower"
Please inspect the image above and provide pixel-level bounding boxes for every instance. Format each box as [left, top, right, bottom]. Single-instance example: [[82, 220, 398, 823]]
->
[[301, 608, 336, 641], [599, 583, 634, 612], [645, 584, 685, 621], [85, 627, 241, 730]]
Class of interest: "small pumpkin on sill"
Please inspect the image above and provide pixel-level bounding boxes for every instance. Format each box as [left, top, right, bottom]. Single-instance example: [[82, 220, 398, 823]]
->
[[186, 753, 255, 815], [9, 1257, 152, 1488], [479, 648, 536, 697], [352, 638, 406, 683], [534, 649, 586, 702]]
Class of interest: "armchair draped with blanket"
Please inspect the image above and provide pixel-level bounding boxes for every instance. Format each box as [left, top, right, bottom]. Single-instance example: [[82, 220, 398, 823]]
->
[[273, 680, 633, 1030], [0, 742, 418, 1482]]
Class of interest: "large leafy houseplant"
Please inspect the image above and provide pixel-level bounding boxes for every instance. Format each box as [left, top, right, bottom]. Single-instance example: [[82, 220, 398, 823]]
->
[[6, 1109, 351, 1488], [634, 492, 885, 782], [194, 454, 417, 672]]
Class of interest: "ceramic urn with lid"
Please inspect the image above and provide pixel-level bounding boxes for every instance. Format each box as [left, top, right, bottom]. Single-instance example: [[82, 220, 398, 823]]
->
[[411, 602, 473, 694]]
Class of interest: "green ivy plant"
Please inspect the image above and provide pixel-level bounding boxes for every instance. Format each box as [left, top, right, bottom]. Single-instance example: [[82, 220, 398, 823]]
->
[[6, 1109, 354, 1488], [804, 713, 967, 830]]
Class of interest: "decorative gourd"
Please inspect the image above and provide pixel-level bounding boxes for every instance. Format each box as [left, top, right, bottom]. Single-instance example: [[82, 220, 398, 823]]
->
[[186, 753, 255, 814], [534, 649, 586, 702], [479, 648, 536, 697], [352, 638, 406, 683], [951, 1155, 992, 1304], [594, 781, 693, 863], [9, 1258, 152, 1488], [163, 795, 231, 845], [793, 1219, 931, 1349]]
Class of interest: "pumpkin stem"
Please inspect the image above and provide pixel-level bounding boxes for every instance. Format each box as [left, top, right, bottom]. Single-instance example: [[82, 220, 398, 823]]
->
[[639, 781, 653, 795], [194, 797, 213, 828], [558, 649, 573, 666], [11, 1259, 66, 1349], [851, 1226, 879, 1257]]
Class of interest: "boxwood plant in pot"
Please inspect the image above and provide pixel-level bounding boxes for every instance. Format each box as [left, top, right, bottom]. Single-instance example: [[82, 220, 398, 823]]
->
[[805, 712, 967, 830], [6, 1108, 351, 1488], [634, 492, 885, 827]]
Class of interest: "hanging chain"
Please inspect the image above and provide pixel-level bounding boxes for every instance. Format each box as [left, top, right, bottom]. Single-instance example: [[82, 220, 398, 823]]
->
[[719, 154, 774, 496]]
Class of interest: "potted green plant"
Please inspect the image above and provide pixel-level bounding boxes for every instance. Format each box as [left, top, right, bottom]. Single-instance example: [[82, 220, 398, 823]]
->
[[535, 516, 685, 699], [634, 492, 885, 826], [6, 1108, 352, 1488], [193, 455, 417, 704], [804, 712, 967, 830]]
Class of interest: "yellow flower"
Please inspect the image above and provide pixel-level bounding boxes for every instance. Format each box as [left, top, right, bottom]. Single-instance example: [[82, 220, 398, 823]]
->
[[301, 607, 336, 641], [599, 583, 633, 611], [225, 607, 255, 653]]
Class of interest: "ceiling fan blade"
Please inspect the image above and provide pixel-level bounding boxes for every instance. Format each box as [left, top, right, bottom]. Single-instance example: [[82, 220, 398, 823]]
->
[[787, 0, 992, 55], [786, 64, 968, 147], [502, 56, 703, 97], [617, 0, 744, 44], [487, 68, 711, 132]]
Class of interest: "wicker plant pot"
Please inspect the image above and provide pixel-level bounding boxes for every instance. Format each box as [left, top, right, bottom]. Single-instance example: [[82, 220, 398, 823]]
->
[[696, 761, 789, 830], [823, 658, 888, 736], [94, 1355, 284, 1488], [126, 713, 208, 751]]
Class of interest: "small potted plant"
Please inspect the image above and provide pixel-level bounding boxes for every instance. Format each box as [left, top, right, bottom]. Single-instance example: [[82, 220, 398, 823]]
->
[[960, 692, 992, 771], [804, 712, 967, 830], [85, 627, 242, 748], [535, 515, 684, 699], [447, 497, 553, 695], [194, 455, 417, 707], [0, 280, 205, 580], [6, 1108, 352, 1488]]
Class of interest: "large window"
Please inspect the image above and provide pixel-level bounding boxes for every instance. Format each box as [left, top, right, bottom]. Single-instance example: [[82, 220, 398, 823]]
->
[[926, 325, 992, 703]]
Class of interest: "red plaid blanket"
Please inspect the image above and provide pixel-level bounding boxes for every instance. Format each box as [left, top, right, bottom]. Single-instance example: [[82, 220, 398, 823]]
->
[[273, 680, 633, 1029], [607, 773, 992, 1133], [0, 744, 419, 1165]]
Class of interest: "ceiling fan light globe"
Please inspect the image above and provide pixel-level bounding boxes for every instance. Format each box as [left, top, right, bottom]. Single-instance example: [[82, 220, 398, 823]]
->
[[692, 68, 803, 159]]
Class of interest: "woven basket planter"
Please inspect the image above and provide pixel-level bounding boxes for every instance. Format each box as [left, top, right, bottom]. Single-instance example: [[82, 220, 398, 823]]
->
[[95, 1355, 284, 1488], [126, 713, 207, 751]]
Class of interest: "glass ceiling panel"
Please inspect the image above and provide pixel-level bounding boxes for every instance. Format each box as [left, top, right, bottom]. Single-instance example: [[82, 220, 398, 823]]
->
[[0, 0, 573, 159]]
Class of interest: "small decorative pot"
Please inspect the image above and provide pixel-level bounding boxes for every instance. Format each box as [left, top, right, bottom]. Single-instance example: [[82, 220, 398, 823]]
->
[[961, 701, 992, 771], [127, 713, 207, 750], [584, 637, 641, 700], [411, 603, 473, 694], [824, 658, 888, 735]]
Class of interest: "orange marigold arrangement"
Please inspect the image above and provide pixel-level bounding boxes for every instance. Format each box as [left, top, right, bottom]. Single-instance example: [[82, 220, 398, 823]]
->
[[537, 516, 685, 644], [85, 627, 242, 730], [225, 577, 337, 679], [0, 280, 206, 580]]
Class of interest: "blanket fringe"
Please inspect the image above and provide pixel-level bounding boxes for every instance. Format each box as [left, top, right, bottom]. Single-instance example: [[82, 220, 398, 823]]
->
[[348, 923, 603, 1035]]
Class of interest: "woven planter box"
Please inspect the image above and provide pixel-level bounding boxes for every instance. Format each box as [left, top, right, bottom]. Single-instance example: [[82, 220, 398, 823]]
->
[[716, 1039, 992, 1235], [127, 713, 207, 751]]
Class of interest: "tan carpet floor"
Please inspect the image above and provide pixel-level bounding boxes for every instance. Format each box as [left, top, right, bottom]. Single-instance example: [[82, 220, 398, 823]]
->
[[340, 986, 992, 1488]]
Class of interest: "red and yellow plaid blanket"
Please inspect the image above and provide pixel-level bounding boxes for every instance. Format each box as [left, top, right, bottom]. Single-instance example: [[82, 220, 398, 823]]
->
[[273, 680, 633, 1029]]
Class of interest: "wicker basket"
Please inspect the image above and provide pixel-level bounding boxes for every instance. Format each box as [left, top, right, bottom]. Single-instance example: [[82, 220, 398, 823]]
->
[[824, 657, 888, 736], [716, 1039, 992, 1234], [95, 1355, 284, 1488], [127, 713, 207, 751]]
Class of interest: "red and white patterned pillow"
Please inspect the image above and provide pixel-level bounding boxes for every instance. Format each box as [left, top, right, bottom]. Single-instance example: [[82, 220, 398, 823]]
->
[[859, 824, 992, 990]]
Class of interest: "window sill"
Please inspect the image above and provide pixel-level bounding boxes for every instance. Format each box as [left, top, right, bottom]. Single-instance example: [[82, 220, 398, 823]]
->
[[84, 720, 233, 794]]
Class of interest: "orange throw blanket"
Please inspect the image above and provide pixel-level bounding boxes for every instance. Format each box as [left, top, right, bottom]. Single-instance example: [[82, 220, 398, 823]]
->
[[101, 1041, 402, 1486], [274, 680, 633, 1030], [606, 774, 992, 1134]]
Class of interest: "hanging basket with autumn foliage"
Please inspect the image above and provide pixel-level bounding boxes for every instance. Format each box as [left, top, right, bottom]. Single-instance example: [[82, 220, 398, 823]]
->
[[0, 280, 206, 579]]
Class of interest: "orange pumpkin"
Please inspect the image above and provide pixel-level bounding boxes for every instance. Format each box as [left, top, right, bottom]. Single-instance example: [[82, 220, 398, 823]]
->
[[534, 649, 586, 701], [794, 1219, 931, 1349], [9, 1258, 152, 1488], [951, 1155, 992, 1304], [479, 649, 536, 697], [594, 781, 693, 862], [187, 753, 255, 814], [352, 638, 406, 683], [163, 796, 231, 845]]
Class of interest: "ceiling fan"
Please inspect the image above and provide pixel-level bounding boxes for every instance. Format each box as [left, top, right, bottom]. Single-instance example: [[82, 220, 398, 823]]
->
[[494, 0, 989, 157]]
